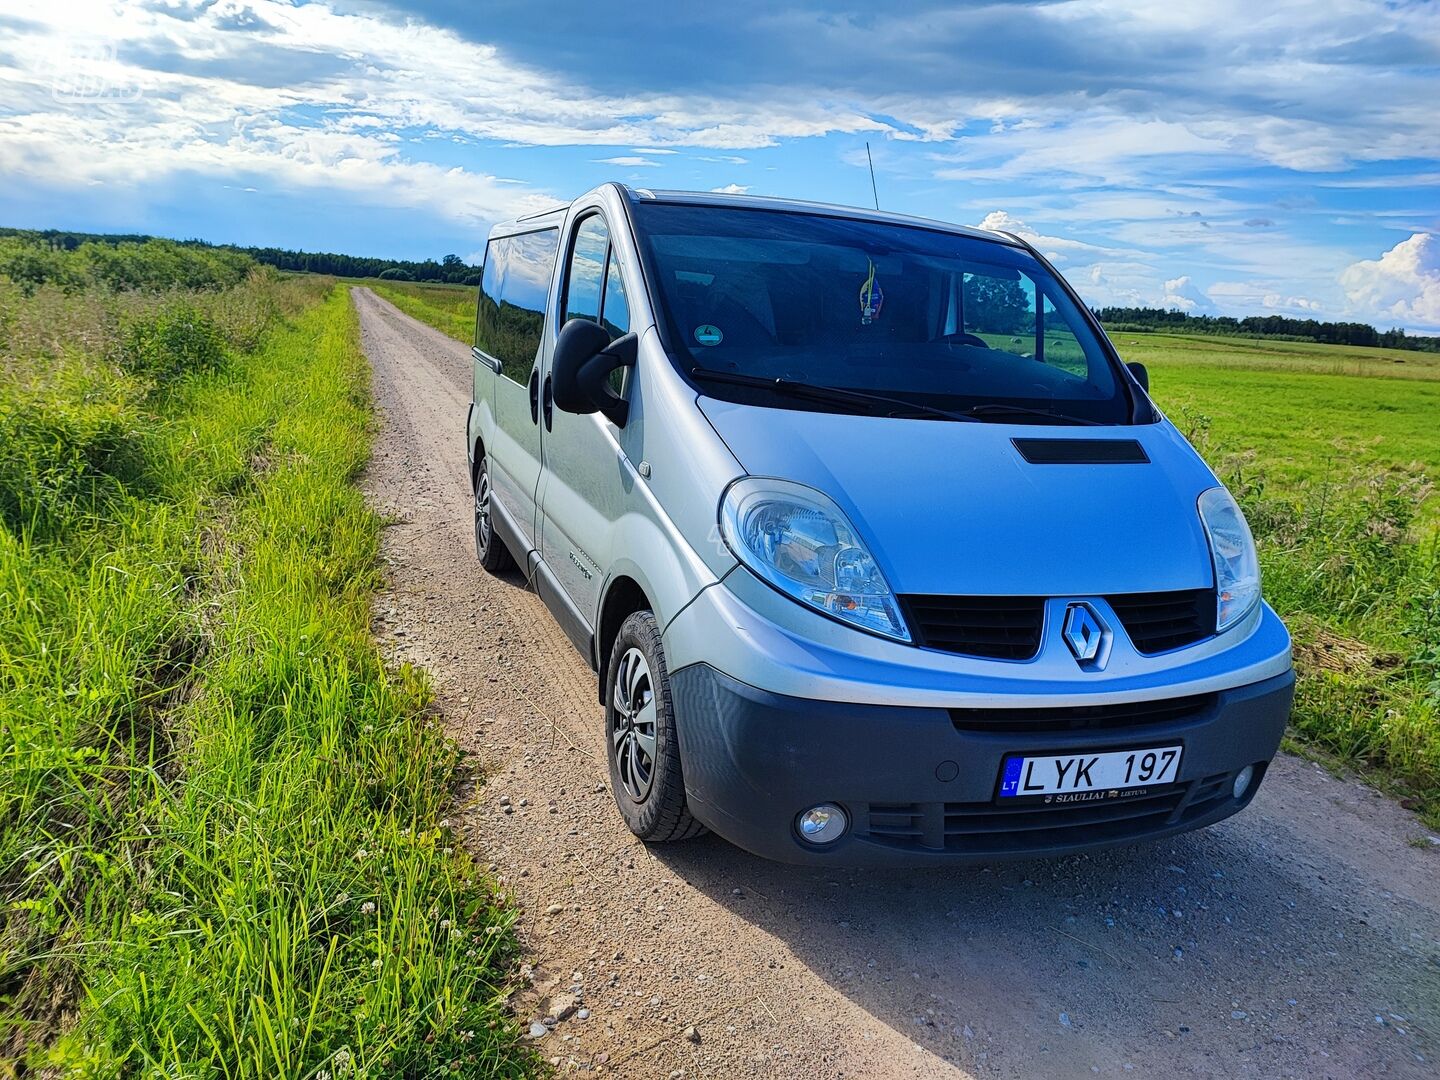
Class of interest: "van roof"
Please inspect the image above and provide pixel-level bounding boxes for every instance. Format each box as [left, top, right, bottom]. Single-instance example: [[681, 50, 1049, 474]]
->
[[488, 184, 1021, 247]]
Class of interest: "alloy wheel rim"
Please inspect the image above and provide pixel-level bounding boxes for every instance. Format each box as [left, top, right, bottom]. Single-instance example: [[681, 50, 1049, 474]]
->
[[611, 647, 657, 802], [474, 471, 492, 556]]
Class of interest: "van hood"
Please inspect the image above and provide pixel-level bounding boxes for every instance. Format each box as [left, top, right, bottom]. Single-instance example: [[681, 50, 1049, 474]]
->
[[699, 398, 1220, 597]]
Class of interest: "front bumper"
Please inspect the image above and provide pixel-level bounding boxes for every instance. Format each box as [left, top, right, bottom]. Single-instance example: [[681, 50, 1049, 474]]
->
[[671, 663, 1294, 866]]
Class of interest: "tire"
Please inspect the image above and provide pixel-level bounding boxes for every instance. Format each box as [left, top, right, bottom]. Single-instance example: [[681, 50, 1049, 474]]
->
[[474, 455, 513, 573], [605, 610, 705, 842]]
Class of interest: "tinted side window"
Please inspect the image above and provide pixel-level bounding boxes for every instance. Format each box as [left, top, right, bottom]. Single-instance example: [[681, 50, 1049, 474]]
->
[[602, 249, 633, 395], [565, 216, 608, 324], [477, 228, 559, 382], [601, 249, 630, 339], [1041, 294, 1087, 378], [963, 270, 1037, 358], [475, 250, 502, 354]]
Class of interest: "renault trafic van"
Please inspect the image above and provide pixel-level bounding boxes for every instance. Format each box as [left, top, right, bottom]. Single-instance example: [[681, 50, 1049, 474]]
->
[[465, 184, 1293, 865]]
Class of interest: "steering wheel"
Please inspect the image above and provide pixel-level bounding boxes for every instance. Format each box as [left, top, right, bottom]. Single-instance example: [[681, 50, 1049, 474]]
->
[[939, 332, 989, 349]]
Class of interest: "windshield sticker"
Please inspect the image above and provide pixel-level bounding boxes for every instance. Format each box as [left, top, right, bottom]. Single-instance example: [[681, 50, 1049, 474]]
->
[[860, 259, 884, 325], [694, 324, 724, 346]]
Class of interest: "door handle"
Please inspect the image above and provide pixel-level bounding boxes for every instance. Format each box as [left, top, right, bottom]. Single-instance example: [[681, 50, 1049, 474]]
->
[[542, 374, 554, 431], [528, 368, 540, 424]]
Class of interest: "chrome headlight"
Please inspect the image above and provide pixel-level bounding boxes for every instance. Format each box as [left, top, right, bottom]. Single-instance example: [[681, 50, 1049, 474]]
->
[[719, 478, 910, 642], [1198, 486, 1260, 632]]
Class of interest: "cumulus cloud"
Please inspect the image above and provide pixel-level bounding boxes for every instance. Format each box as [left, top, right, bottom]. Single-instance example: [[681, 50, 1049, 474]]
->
[[1161, 275, 1212, 312], [0, 0, 889, 229], [710, 183, 750, 194], [1340, 233, 1440, 330], [0, 0, 1434, 320]]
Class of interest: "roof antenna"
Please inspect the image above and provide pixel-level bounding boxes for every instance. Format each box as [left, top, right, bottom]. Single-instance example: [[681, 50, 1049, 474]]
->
[[865, 141, 880, 211]]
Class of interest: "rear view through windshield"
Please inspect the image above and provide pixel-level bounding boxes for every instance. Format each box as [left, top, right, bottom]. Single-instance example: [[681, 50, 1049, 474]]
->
[[633, 203, 1132, 424]]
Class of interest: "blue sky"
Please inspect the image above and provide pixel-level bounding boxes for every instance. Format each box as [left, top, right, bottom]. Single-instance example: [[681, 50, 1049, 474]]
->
[[1, 0, 1438, 330]]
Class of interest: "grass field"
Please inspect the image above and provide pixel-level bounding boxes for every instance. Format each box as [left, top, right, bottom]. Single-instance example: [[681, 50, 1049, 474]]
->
[[1, 265, 532, 1075], [367, 279, 478, 344], [380, 280, 1440, 823]]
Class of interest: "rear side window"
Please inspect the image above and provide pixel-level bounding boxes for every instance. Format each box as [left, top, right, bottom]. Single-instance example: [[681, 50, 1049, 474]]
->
[[476, 228, 559, 381]]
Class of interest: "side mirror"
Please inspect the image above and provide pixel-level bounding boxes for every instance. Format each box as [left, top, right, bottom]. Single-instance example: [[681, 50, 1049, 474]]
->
[[1126, 361, 1150, 393], [552, 319, 637, 427]]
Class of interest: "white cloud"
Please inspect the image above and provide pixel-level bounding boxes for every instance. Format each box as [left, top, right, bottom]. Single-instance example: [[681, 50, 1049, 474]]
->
[[593, 156, 662, 167], [972, 210, 1131, 259], [0, 0, 1434, 326], [1161, 275, 1212, 312], [1207, 280, 1324, 315], [1340, 233, 1440, 330], [0, 0, 892, 232], [710, 183, 750, 194], [1264, 293, 1322, 311]]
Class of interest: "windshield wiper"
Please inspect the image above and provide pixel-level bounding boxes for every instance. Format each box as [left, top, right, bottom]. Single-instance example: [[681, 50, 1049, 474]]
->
[[690, 367, 978, 423], [960, 403, 1100, 426]]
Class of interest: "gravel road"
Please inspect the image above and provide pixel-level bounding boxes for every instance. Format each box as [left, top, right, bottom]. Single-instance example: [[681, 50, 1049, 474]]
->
[[354, 287, 1440, 1079]]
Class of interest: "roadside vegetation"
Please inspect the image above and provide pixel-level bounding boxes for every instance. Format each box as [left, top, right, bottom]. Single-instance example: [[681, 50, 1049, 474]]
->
[[1134, 337, 1440, 822], [386, 281, 1440, 822], [367, 280, 478, 344], [0, 240, 531, 1075]]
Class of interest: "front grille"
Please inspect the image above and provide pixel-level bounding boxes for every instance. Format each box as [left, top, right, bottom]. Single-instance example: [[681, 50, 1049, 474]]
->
[[1107, 589, 1215, 654], [863, 771, 1236, 854], [899, 589, 1216, 661], [899, 595, 1046, 660], [949, 692, 1217, 734]]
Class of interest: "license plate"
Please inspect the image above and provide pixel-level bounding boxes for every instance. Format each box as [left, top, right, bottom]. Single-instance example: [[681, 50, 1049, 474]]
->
[[998, 745, 1183, 800]]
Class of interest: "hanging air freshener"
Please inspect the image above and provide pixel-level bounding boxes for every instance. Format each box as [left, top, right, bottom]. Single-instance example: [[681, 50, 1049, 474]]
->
[[859, 258, 884, 325]]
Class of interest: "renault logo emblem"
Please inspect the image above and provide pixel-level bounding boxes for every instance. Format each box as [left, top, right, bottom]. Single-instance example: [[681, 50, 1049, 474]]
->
[[1063, 603, 1105, 664]]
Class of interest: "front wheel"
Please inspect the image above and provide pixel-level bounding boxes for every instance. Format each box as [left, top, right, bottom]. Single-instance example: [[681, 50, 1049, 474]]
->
[[473, 455, 513, 573], [605, 611, 705, 843]]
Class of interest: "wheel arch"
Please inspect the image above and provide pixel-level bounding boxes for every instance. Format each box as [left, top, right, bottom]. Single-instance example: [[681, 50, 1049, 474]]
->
[[596, 574, 653, 703], [470, 434, 486, 491]]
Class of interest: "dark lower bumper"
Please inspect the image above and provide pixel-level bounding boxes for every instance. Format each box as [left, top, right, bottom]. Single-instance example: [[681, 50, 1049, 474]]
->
[[671, 664, 1294, 866]]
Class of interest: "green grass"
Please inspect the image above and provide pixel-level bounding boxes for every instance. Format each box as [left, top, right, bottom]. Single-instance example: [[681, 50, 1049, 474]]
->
[[1127, 334, 1440, 511], [1114, 329, 1440, 381], [366, 280, 477, 344], [1133, 334, 1439, 822], [1, 279, 532, 1076]]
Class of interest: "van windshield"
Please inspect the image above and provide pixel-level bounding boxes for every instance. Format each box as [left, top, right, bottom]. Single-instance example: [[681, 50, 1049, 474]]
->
[[632, 203, 1134, 425]]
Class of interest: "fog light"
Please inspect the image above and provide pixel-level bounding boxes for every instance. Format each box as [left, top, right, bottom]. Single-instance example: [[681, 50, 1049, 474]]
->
[[796, 804, 848, 845], [1232, 765, 1255, 800]]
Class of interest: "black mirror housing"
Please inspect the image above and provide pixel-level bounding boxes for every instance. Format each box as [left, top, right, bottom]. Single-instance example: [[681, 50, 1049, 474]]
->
[[1126, 361, 1150, 393], [552, 319, 637, 427]]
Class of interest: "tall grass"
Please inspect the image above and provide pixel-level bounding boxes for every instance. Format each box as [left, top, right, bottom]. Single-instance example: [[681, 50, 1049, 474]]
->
[[1, 278, 531, 1076], [367, 281, 476, 345], [1182, 413, 1440, 817]]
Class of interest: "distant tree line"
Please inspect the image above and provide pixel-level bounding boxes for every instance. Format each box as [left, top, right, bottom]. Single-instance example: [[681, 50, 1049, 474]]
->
[[0, 228, 482, 286], [1094, 306, 1440, 353]]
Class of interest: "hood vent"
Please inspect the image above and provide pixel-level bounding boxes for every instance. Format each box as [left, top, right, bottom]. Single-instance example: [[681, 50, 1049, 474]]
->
[[1012, 438, 1149, 464]]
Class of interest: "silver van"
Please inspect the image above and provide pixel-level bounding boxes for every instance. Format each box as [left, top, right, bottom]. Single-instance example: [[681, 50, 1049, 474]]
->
[[465, 184, 1293, 865]]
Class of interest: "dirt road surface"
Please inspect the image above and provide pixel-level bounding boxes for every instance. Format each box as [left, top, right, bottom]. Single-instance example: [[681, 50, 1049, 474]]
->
[[355, 287, 1440, 1079]]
